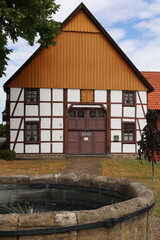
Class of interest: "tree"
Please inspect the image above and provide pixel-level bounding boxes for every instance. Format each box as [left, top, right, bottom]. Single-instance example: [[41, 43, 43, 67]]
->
[[138, 110, 160, 180], [0, 0, 61, 77]]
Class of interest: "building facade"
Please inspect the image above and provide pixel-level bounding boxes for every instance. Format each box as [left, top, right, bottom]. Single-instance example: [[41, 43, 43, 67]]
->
[[4, 3, 153, 156]]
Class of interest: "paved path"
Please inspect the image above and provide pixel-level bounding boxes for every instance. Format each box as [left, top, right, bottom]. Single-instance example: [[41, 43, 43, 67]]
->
[[61, 158, 102, 175]]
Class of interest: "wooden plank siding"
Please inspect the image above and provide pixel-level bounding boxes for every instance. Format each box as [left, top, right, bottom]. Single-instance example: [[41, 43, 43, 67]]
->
[[7, 9, 149, 92]]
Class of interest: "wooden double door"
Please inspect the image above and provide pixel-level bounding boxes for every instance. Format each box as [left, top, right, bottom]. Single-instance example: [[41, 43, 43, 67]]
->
[[67, 108, 106, 154]]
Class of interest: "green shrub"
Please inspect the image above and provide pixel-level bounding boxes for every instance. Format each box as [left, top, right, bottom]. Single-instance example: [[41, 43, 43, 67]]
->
[[0, 149, 16, 161], [0, 124, 7, 137]]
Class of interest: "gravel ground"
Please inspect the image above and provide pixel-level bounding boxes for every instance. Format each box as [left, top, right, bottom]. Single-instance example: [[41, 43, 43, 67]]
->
[[61, 158, 159, 239]]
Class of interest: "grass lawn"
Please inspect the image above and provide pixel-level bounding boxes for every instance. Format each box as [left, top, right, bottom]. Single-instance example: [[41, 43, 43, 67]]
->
[[102, 159, 160, 217], [0, 159, 70, 176]]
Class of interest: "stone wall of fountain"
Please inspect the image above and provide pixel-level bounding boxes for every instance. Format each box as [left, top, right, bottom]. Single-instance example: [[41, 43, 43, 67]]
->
[[0, 173, 155, 240]]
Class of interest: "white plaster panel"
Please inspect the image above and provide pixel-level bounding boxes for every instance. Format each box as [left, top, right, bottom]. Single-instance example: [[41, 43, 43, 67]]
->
[[144, 105, 147, 115], [137, 131, 141, 142], [14, 143, 24, 154], [53, 89, 63, 101], [41, 118, 51, 129], [40, 89, 51, 101], [25, 118, 39, 121], [52, 143, 63, 153], [10, 88, 24, 101], [40, 103, 51, 116], [10, 118, 21, 129], [94, 90, 107, 102], [111, 130, 121, 141], [41, 130, 50, 141], [53, 103, 63, 116], [73, 105, 101, 108], [41, 143, 51, 153], [136, 92, 140, 104], [10, 103, 24, 116], [111, 104, 122, 117], [123, 144, 136, 153], [123, 119, 135, 122], [52, 118, 63, 129], [10, 144, 14, 151], [17, 132, 24, 142], [68, 89, 80, 102], [10, 103, 16, 116], [138, 91, 147, 104], [25, 145, 39, 153], [136, 105, 145, 118], [111, 91, 122, 103], [123, 107, 135, 117], [139, 119, 147, 130], [52, 130, 63, 141], [26, 105, 38, 116], [111, 143, 121, 153], [14, 103, 24, 116], [10, 131, 17, 142], [111, 119, 121, 129]]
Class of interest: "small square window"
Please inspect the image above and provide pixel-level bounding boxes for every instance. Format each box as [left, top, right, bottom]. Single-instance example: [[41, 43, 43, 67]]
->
[[123, 123, 135, 142], [69, 110, 76, 118], [123, 91, 135, 105], [25, 122, 39, 142], [25, 89, 39, 103]]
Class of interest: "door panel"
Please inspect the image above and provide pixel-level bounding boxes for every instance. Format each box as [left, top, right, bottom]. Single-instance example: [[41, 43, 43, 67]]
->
[[94, 131, 106, 153], [68, 131, 79, 154], [67, 108, 106, 154], [80, 131, 93, 154]]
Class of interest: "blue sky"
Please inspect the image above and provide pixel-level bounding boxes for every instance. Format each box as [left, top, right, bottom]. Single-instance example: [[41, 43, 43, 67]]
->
[[1, 0, 160, 123]]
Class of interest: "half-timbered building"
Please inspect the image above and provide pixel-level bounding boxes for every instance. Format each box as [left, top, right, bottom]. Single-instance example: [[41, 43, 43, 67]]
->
[[4, 3, 153, 156]]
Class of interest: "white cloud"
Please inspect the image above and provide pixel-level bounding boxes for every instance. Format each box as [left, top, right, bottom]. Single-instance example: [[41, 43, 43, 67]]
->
[[107, 28, 126, 42]]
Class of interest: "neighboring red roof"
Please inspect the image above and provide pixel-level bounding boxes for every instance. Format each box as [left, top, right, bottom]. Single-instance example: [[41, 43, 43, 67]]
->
[[141, 72, 160, 110]]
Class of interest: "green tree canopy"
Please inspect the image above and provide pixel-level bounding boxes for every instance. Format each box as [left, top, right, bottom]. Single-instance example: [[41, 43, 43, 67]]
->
[[0, 0, 61, 77]]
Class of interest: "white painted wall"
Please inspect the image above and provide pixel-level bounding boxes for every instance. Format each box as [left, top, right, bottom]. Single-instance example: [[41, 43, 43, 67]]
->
[[136, 91, 147, 104], [111, 91, 122, 103], [139, 119, 147, 130], [41, 118, 51, 129], [111, 104, 122, 117], [136, 105, 145, 118], [111, 130, 121, 141], [40, 89, 51, 101], [136, 131, 141, 142], [41, 130, 51, 141], [10, 103, 24, 116], [94, 90, 107, 102], [10, 88, 24, 101], [68, 89, 80, 102], [41, 143, 51, 153], [123, 107, 135, 117], [123, 144, 136, 153], [111, 142, 121, 153], [52, 143, 63, 153], [52, 130, 63, 141], [52, 118, 63, 129], [25, 145, 39, 153], [111, 119, 121, 129], [53, 89, 63, 101], [14, 143, 24, 153], [10, 118, 22, 129], [53, 103, 63, 116], [26, 105, 38, 116], [40, 103, 51, 116]]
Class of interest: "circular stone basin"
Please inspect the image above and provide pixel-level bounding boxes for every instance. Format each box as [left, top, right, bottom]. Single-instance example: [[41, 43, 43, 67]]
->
[[0, 173, 155, 240]]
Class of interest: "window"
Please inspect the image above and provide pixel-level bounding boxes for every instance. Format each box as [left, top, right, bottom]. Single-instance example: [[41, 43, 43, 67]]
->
[[123, 123, 135, 142], [89, 110, 96, 118], [78, 110, 84, 118], [25, 123, 39, 142], [25, 89, 39, 103], [69, 110, 76, 118], [123, 91, 135, 105], [98, 110, 105, 118]]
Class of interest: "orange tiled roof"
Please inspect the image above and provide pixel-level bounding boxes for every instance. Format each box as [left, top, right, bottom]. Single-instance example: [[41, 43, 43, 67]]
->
[[141, 71, 160, 110]]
